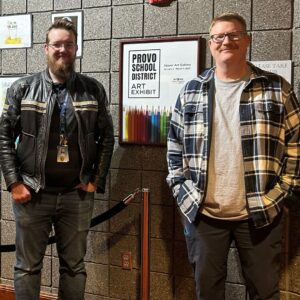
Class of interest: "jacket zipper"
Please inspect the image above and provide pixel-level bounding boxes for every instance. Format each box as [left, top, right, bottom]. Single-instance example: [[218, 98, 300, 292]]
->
[[36, 89, 55, 192], [69, 92, 84, 182]]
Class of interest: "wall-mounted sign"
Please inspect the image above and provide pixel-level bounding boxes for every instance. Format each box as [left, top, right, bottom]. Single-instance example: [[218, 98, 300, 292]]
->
[[0, 77, 20, 116], [119, 36, 201, 146], [51, 10, 83, 58], [252, 60, 292, 84], [0, 14, 32, 49]]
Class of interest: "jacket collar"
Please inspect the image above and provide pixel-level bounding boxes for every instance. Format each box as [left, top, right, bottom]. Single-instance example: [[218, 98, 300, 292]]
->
[[43, 67, 76, 90], [200, 61, 269, 84]]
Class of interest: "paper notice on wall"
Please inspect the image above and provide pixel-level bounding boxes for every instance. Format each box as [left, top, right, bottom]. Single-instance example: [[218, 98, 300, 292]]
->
[[251, 60, 292, 84]]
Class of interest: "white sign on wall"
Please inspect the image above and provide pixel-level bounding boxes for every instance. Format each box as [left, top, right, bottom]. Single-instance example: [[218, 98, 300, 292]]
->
[[251, 60, 292, 84]]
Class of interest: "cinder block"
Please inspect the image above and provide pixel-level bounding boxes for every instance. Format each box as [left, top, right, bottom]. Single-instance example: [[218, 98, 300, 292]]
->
[[82, 40, 110, 72], [109, 201, 140, 235], [83, 0, 111, 7], [110, 71, 119, 105], [142, 170, 173, 206], [27, 44, 47, 74], [41, 256, 52, 286], [173, 240, 193, 277], [84, 293, 109, 300], [293, 28, 300, 67], [54, 0, 81, 10], [86, 262, 109, 295], [144, 2, 177, 37], [113, 0, 143, 4], [1, 220, 15, 244], [141, 146, 168, 171], [110, 169, 142, 201], [0, 252, 15, 280], [85, 231, 110, 264], [150, 272, 173, 300], [112, 5, 143, 38], [109, 265, 138, 299], [84, 7, 111, 40], [52, 257, 59, 288], [178, 0, 212, 34], [28, 0, 53, 12], [151, 204, 173, 239], [1, 172, 7, 191], [225, 283, 247, 300], [226, 248, 245, 284], [150, 238, 173, 273], [295, 0, 300, 28], [110, 39, 119, 72], [109, 233, 139, 268], [2, 0, 26, 14], [253, 0, 292, 30], [110, 142, 144, 170], [251, 31, 291, 61], [1, 191, 14, 221], [2, 49, 27, 75], [202, 34, 213, 70], [214, 0, 251, 30], [174, 275, 196, 299], [32, 12, 52, 44]]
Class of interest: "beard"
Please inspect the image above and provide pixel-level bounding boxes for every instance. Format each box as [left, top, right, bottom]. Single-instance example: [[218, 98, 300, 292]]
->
[[47, 55, 75, 81]]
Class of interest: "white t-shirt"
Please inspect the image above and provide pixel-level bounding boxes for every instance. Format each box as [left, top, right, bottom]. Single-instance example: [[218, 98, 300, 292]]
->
[[201, 74, 249, 220]]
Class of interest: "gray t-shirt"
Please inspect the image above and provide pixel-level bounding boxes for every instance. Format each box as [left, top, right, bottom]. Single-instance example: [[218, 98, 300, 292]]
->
[[201, 75, 249, 220]]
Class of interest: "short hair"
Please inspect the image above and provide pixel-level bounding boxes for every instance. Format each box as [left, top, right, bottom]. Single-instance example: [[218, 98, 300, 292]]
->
[[46, 18, 77, 44], [209, 12, 247, 33]]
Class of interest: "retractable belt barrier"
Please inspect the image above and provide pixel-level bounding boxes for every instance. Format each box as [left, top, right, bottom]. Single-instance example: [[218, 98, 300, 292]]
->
[[0, 188, 141, 253]]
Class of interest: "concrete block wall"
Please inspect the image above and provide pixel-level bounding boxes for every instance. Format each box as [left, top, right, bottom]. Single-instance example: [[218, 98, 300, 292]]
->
[[0, 0, 299, 299]]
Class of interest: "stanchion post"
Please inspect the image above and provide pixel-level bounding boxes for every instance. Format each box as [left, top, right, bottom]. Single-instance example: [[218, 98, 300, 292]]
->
[[140, 188, 150, 300]]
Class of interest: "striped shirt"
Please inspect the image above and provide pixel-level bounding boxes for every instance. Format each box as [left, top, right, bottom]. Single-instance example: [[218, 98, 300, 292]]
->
[[166, 63, 300, 228]]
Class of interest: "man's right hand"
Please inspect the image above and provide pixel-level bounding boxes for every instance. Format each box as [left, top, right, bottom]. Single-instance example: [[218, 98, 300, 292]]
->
[[11, 182, 32, 203]]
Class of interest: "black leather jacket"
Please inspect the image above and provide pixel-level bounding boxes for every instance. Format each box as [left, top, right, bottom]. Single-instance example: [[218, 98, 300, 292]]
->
[[0, 69, 114, 193]]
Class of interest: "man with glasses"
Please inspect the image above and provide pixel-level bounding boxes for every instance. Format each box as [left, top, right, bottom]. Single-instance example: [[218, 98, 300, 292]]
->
[[167, 12, 300, 300], [0, 19, 114, 299]]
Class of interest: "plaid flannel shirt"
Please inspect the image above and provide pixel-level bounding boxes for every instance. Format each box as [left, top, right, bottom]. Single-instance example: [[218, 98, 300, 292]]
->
[[166, 63, 300, 228]]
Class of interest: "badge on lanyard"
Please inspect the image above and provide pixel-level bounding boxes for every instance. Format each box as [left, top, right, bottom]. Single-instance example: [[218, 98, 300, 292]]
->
[[57, 134, 69, 163], [56, 89, 70, 163]]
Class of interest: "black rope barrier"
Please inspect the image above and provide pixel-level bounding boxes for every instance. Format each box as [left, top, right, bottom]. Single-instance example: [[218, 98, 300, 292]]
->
[[0, 188, 140, 253]]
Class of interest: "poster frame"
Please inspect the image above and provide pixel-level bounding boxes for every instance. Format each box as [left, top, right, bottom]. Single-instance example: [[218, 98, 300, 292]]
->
[[119, 36, 201, 146], [51, 10, 83, 58], [0, 14, 32, 49]]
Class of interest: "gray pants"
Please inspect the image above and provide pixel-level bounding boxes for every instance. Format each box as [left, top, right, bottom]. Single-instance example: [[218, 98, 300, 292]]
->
[[13, 189, 94, 300], [183, 212, 283, 300]]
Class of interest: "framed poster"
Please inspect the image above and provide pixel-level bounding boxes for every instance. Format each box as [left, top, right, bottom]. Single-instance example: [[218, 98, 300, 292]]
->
[[119, 36, 201, 146], [0, 77, 20, 116], [0, 14, 32, 49], [51, 10, 83, 58]]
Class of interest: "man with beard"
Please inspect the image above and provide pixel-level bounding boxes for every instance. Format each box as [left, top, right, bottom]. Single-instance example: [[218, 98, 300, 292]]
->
[[166, 12, 300, 300], [0, 19, 114, 300]]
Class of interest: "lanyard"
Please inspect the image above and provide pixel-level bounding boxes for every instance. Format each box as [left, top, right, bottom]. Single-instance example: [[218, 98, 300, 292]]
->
[[55, 88, 68, 145], [59, 92, 68, 137]]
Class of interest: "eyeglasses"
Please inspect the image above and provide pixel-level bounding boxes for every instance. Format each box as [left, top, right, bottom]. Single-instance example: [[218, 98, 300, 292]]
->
[[48, 42, 76, 50], [210, 31, 247, 43]]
